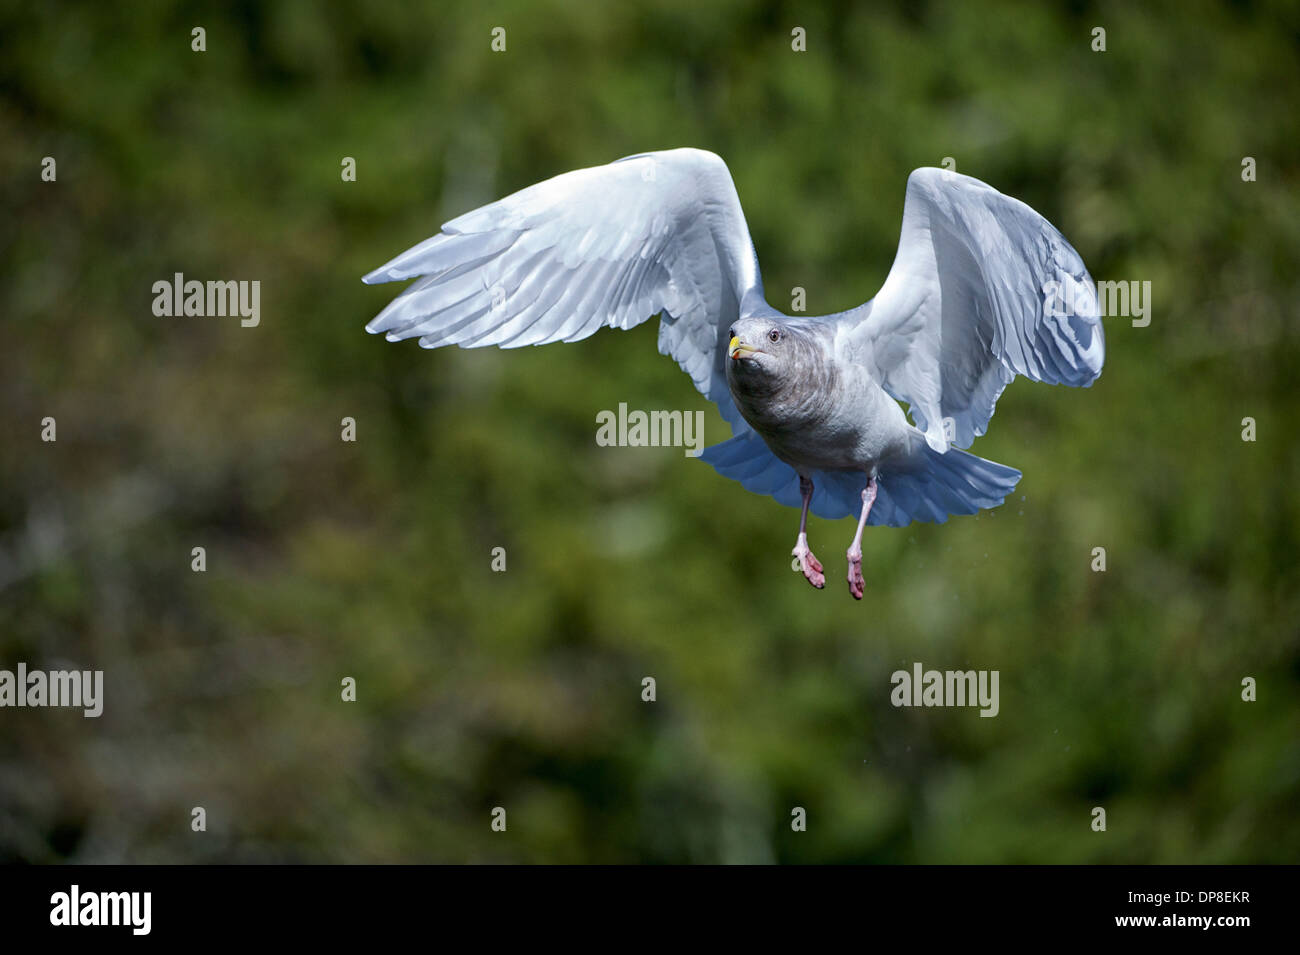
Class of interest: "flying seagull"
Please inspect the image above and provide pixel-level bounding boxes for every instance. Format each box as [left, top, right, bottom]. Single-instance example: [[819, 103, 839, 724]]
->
[[363, 148, 1104, 599]]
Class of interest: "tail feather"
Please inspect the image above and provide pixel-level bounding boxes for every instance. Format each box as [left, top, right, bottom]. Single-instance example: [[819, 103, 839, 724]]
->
[[701, 429, 1021, 526], [867, 435, 1021, 527]]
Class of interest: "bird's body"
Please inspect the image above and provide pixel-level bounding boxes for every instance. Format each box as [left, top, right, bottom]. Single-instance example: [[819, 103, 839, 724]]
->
[[726, 315, 911, 474], [364, 148, 1104, 598]]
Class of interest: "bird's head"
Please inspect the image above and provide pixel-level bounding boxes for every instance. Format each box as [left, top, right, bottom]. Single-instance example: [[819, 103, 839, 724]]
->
[[728, 318, 780, 366], [725, 316, 836, 421], [726, 318, 805, 389]]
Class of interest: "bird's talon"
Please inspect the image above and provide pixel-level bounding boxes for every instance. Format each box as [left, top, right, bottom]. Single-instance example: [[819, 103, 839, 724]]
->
[[792, 537, 826, 589], [847, 552, 865, 600]]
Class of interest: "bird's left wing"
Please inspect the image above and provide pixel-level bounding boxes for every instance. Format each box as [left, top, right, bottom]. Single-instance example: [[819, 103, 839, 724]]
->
[[364, 147, 767, 432], [838, 167, 1105, 453]]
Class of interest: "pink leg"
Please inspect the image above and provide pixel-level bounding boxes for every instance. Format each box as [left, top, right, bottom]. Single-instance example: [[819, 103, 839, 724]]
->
[[846, 476, 877, 600], [791, 476, 825, 589]]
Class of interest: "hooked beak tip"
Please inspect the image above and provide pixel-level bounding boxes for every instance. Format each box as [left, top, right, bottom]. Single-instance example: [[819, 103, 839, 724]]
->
[[729, 335, 756, 361]]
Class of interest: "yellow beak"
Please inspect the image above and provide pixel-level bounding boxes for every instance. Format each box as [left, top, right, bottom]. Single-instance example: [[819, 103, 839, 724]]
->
[[729, 336, 756, 360]]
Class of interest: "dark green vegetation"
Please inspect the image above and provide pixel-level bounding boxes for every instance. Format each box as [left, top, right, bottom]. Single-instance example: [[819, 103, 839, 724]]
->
[[1, 0, 1296, 862]]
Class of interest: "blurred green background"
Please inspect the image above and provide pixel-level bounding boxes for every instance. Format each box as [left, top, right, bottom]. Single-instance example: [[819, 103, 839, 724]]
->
[[1, 0, 1297, 863]]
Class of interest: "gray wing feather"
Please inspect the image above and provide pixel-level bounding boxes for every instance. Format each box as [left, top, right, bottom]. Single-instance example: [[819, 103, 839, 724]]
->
[[364, 148, 766, 433], [840, 167, 1104, 453]]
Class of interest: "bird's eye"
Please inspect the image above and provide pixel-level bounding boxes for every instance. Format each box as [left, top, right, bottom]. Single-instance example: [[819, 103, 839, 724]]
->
[[728, 326, 737, 339], [768, 328, 782, 343]]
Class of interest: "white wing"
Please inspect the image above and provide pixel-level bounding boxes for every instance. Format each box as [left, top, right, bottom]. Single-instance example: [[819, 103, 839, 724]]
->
[[840, 167, 1105, 452], [364, 147, 767, 432]]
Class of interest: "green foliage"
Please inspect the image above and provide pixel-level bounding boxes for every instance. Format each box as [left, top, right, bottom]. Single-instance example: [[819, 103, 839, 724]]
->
[[1, 0, 1297, 862]]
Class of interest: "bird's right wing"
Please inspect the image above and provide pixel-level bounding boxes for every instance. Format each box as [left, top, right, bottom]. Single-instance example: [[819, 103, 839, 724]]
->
[[838, 167, 1105, 453], [364, 147, 767, 433]]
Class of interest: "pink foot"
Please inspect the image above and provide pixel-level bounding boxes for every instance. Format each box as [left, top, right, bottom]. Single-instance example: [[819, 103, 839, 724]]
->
[[792, 533, 825, 589], [847, 549, 865, 600]]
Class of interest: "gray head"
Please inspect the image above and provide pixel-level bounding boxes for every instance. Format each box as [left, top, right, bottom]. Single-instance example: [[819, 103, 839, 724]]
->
[[725, 317, 828, 397]]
